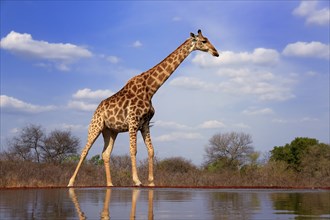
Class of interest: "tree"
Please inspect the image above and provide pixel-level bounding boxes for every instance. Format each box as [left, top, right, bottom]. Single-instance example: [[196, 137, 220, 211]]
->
[[6, 124, 45, 162], [270, 137, 319, 171], [42, 130, 80, 163], [157, 157, 197, 173], [89, 154, 104, 166], [301, 143, 330, 178], [4, 124, 80, 163], [204, 132, 254, 171]]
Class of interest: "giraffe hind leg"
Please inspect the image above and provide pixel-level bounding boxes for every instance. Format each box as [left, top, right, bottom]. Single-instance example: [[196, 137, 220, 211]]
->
[[102, 128, 117, 187], [129, 124, 142, 186], [68, 122, 103, 187], [141, 125, 155, 186]]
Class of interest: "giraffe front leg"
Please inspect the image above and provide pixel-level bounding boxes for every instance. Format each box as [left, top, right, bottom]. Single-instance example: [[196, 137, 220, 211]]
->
[[68, 116, 103, 187], [141, 126, 155, 186], [68, 140, 93, 187], [129, 128, 142, 186]]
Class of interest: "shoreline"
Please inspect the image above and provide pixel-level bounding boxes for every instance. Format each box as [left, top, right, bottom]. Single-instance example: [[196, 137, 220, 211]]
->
[[1, 185, 329, 190]]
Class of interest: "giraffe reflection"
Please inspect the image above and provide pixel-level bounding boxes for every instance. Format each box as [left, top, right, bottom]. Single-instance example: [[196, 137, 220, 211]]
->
[[69, 188, 154, 220]]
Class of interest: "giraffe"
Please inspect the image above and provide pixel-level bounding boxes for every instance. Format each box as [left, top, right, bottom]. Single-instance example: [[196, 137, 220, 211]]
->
[[67, 30, 219, 187]]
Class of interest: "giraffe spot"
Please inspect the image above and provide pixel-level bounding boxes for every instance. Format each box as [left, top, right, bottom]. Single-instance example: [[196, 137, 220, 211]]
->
[[157, 66, 163, 72], [161, 63, 167, 69], [126, 92, 133, 99], [158, 74, 166, 81], [147, 77, 154, 85], [151, 82, 158, 89], [118, 115, 125, 122], [118, 100, 124, 107], [137, 100, 144, 107], [132, 85, 137, 92], [138, 93, 144, 99], [117, 109, 123, 116]]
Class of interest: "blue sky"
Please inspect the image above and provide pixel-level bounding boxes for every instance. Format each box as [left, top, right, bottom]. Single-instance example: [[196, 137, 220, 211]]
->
[[1, 1, 329, 165]]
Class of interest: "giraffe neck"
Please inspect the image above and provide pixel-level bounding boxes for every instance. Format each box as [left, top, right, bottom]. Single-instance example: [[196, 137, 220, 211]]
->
[[142, 38, 193, 99]]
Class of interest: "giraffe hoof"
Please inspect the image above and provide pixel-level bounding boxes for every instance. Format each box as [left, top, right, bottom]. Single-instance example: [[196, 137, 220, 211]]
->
[[148, 182, 155, 187]]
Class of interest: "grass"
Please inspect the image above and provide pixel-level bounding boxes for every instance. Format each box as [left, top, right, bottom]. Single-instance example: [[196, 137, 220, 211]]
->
[[1, 156, 329, 188]]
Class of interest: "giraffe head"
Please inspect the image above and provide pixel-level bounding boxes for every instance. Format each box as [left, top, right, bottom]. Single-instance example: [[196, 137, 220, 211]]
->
[[190, 29, 219, 57]]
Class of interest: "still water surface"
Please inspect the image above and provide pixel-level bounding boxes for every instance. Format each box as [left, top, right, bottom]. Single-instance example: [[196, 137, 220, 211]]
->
[[0, 187, 329, 219]]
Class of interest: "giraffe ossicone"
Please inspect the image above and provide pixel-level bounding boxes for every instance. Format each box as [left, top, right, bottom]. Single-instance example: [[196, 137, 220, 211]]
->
[[67, 30, 219, 187]]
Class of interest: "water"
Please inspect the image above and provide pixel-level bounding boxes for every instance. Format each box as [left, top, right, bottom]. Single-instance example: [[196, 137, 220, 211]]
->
[[0, 187, 329, 219]]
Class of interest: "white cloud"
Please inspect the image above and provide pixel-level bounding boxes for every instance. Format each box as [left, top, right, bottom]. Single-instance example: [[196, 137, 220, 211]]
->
[[199, 120, 226, 129], [169, 77, 217, 91], [218, 68, 296, 101], [183, 48, 293, 102], [72, 88, 114, 100], [233, 123, 251, 129], [170, 68, 296, 102], [242, 107, 274, 115], [172, 16, 182, 22], [300, 117, 319, 122], [272, 118, 288, 124], [60, 123, 88, 131], [106, 55, 120, 64], [10, 128, 20, 134], [69, 88, 114, 111], [218, 68, 275, 81], [154, 132, 203, 142], [154, 120, 191, 130], [155, 119, 226, 130], [192, 48, 280, 67], [67, 100, 97, 111], [132, 40, 142, 48], [293, 1, 330, 26], [283, 41, 329, 59], [0, 95, 56, 113], [0, 31, 93, 70]]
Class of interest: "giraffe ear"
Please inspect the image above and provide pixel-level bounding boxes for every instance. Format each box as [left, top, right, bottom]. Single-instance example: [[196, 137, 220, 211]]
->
[[190, 33, 197, 41]]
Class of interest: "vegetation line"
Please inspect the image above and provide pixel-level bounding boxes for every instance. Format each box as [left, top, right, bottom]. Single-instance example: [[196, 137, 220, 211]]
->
[[1, 125, 329, 188]]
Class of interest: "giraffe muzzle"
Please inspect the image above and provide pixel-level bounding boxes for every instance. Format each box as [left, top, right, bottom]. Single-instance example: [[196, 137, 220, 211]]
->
[[210, 49, 219, 57]]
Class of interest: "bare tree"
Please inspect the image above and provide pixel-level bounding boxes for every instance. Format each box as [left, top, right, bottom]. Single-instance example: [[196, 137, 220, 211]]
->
[[6, 124, 45, 162], [4, 124, 80, 163], [42, 130, 80, 163], [204, 132, 254, 170]]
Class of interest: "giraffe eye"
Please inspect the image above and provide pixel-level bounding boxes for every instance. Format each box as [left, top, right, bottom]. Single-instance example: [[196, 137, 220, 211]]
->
[[202, 40, 207, 44]]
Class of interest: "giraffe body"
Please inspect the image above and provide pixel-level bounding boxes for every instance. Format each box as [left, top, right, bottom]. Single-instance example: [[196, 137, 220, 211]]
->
[[68, 30, 219, 187]]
